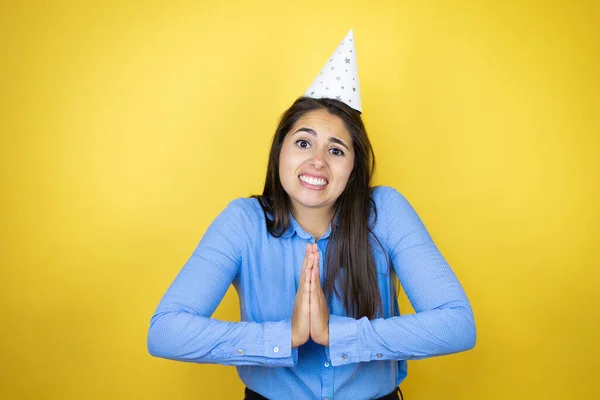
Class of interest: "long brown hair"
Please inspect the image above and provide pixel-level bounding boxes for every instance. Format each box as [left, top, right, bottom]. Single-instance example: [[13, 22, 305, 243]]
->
[[253, 96, 383, 319]]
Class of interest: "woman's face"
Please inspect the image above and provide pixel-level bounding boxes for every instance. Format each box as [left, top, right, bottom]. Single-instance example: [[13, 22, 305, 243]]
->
[[279, 109, 355, 217]]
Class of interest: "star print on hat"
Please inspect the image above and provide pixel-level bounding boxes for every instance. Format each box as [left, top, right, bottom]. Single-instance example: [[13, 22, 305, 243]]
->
[[304, 28, 362, 113]]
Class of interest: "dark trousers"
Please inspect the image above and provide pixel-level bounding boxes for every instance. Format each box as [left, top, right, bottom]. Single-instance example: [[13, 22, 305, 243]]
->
[[244, 386, 403, 400]]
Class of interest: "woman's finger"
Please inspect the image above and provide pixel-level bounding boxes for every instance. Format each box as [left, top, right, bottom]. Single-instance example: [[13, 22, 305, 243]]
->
[[300, 244, 317, 298], [298, 246, 313, 298], [313, 249, 320, 285], [302, 245, 310, 270]]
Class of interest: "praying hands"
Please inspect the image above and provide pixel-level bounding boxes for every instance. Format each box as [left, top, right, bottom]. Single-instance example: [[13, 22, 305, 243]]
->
[[291, 244, 330, 348]]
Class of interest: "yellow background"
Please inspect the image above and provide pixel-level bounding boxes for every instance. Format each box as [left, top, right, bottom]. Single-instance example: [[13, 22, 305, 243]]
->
[[1, 1, 598, 399]]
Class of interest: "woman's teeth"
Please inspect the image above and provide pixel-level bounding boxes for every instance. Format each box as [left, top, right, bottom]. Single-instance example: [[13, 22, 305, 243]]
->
[[299, 175, 328, 186]]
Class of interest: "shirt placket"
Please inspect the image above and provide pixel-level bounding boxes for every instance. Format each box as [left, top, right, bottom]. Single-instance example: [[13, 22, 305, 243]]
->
[[317, 239, 334, 399]]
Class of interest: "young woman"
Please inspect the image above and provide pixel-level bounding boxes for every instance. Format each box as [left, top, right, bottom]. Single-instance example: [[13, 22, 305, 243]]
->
[[147, 96, 476, 400], [148, 30, 475, 400]]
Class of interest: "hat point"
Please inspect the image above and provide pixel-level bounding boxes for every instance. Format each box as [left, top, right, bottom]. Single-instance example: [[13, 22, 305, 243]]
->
[[304, 29, 362, 113]]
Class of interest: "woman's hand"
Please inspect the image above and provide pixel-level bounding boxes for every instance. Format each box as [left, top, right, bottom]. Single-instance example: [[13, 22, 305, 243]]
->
[[309, 245, 330, 346], [291, 245, 313, 348]]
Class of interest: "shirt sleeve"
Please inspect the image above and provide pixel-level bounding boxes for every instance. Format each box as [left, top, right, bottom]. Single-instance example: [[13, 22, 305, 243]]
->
[[328, 187, 476, 366], [147, 200, 298, 367]]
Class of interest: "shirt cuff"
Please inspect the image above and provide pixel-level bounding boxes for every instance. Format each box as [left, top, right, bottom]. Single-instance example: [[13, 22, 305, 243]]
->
[[328, 315, 363, 366], [262, 320, 298, 367]]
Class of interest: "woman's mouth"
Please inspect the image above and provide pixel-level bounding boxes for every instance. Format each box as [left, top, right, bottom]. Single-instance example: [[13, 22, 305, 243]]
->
[[298, 174, 328, 189]]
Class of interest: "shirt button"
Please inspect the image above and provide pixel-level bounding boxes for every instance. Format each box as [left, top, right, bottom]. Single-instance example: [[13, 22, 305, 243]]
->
[[324, 362, 330, 367], [237, 348, 243, 354], [273, 346, 279, 353], [341, 354, 348, 360], [376, 353, 383, 358]]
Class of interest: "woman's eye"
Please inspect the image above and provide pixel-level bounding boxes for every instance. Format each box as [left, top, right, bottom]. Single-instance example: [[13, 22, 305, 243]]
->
[[330, 148, 344, 156], [295, 139, 310, 148]]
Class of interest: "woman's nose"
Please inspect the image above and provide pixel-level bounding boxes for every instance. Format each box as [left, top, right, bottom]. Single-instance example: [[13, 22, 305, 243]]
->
[[309, 151, 326, 168]]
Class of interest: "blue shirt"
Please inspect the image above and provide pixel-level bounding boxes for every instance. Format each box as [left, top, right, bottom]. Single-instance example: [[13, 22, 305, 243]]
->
[[147, 186, 476, 399]]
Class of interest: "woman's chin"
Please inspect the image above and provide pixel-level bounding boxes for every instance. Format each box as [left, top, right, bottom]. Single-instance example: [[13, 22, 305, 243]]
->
[[291, 195, 335, 212]]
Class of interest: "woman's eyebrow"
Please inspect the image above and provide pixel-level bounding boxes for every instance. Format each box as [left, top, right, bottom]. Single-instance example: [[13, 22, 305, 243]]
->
[[329, 137, 350, 151], [292, 127, 350, 151]]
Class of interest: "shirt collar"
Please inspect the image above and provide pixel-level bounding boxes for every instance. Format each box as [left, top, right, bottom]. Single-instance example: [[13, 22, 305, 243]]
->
[[280, 211, 339, 241]]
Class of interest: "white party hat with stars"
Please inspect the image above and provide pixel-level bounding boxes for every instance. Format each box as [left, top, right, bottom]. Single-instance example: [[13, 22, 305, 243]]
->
[[304, 29, 362, 112]]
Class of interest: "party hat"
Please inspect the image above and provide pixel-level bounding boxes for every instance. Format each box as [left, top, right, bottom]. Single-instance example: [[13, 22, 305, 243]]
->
[[304, 29, 362, 112]]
